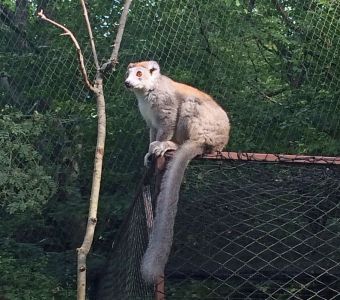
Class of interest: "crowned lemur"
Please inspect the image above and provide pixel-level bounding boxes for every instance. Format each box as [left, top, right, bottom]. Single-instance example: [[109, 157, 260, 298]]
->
[[125, 61, 230, 283]]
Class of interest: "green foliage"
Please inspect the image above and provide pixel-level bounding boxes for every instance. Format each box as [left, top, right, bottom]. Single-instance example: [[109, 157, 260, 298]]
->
[[0, 241, 74, 300], [0, 107, 56, 214], [0, 0, 339, 298]]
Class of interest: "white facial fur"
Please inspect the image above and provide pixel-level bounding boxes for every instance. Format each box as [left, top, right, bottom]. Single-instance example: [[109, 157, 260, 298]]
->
[[125, 61, 160, 94]]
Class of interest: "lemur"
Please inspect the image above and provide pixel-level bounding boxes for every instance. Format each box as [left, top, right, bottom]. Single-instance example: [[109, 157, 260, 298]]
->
[[125, 61, 230, 283]]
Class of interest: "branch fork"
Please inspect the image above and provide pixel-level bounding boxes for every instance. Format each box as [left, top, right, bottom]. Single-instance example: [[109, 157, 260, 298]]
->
[[38, 9, 96, 92], [38, 1, 133, 299]]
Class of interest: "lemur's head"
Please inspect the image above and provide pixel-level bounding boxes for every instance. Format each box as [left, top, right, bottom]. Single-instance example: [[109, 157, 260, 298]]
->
[[125, 61, 160, 92]]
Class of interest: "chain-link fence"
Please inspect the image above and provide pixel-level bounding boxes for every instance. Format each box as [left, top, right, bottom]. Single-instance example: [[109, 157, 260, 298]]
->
[[0, 0, 339, 299], [94, 1, 340, 298], [96, 156, 340, 299]]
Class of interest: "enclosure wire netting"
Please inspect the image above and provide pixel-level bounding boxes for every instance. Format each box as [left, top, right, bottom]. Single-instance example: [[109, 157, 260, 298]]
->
[[1, 0, 339, 210], [0, 0, 340, 299], [95, 173, 154, 300], [169, 160, 340, 299], [96, 159, 340, 299], [96, 1, 340, 298]]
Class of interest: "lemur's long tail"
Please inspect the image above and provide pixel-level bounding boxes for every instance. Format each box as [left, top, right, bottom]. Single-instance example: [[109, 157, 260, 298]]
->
[[141, 141, 204, 283]]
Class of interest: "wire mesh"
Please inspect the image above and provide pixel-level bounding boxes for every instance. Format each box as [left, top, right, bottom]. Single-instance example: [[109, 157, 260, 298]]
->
[[96, 157, 340, 299], [95, 171, 155, 300], [1, 0, 339, 212], [168, 159, 340, 299], [0, 0, 340, 299]]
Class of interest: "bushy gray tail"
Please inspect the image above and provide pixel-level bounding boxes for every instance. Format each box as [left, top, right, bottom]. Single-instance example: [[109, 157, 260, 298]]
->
[[141, 141, 204, 283]]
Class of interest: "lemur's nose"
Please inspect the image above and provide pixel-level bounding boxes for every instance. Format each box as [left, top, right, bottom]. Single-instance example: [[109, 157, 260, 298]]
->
[[124, 80, 132, 88]]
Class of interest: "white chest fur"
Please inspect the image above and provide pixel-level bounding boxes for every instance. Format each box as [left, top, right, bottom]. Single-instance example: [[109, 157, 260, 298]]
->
[[137, 96, 158, 128]]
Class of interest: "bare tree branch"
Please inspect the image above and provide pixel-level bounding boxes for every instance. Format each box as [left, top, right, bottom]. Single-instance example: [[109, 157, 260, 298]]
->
[[76, 1, 133, 299], [100, 0, 133, 73], [194, 2, 220, 60], [76, 77, 106, 300], [247, 79, 288, 104], [38, 2, 133, 298], [80, 0, 100, 71], [37, 10, 96, 92], [109, 0, 133, 64]]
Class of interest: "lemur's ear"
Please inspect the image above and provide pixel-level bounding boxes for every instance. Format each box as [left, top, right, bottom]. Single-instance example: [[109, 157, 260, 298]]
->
[[149, 61, 160, 75], [150, 67, 157, 74], [128, 63, 135, 69]]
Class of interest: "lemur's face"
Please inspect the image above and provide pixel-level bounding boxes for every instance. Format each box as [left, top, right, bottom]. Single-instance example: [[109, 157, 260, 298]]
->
[[125, 61, 160, 92]]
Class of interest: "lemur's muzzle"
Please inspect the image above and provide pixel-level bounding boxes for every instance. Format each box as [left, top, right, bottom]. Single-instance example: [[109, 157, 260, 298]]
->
[[124, 80, 132, 88]]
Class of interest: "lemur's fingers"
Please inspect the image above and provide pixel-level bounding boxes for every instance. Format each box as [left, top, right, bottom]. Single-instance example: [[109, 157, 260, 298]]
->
[[160, 141, 178, 156], [148, 141, 161, 154], [154, 149, 162, 156], [159, 150, 167, 156], [149, 141, 165, 156], [149, 141, 179, 157]]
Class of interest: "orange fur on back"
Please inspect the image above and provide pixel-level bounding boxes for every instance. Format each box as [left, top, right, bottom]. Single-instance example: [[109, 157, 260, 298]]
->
[[173, 81, 215, 102]]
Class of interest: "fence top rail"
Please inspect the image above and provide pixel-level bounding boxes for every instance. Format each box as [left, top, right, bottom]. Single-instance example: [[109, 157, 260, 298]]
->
[[197, 152, 340, 165]]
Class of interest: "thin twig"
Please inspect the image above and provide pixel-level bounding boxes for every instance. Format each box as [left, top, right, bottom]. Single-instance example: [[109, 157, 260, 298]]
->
[[100, 0, 133, 72], [194, 2, 220, 60], [247, 80, 287, 104], [110, 0, 133, 63], [38, 2, 132, 298], [38, 10, 95, 92], [76, 0, 133, 299], [80, 0, 100, 71]]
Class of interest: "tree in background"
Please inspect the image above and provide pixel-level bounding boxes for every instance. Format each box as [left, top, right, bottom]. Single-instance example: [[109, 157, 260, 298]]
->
[[0, 0, 339, 298]]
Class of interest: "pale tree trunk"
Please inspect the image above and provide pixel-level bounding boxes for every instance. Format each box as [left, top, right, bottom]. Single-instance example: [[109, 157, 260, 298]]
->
[[38, 0, 133, 299]]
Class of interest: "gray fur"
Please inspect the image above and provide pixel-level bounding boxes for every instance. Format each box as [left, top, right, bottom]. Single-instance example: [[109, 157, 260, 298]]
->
[[125, 61, 230, 283], [141, 141, 204, 282]]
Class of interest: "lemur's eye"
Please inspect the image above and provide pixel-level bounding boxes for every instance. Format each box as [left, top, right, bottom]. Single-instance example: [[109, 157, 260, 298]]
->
[[136, 71, 142, 77]]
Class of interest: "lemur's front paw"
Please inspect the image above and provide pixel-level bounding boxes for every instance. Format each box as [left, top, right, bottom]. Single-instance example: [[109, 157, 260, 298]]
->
[[144, 141, 178, 167], [149, 141, 178, 157], [144, 152, 153, 167], [143, 142, 162, 167], [149, 141, 165, 157]]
